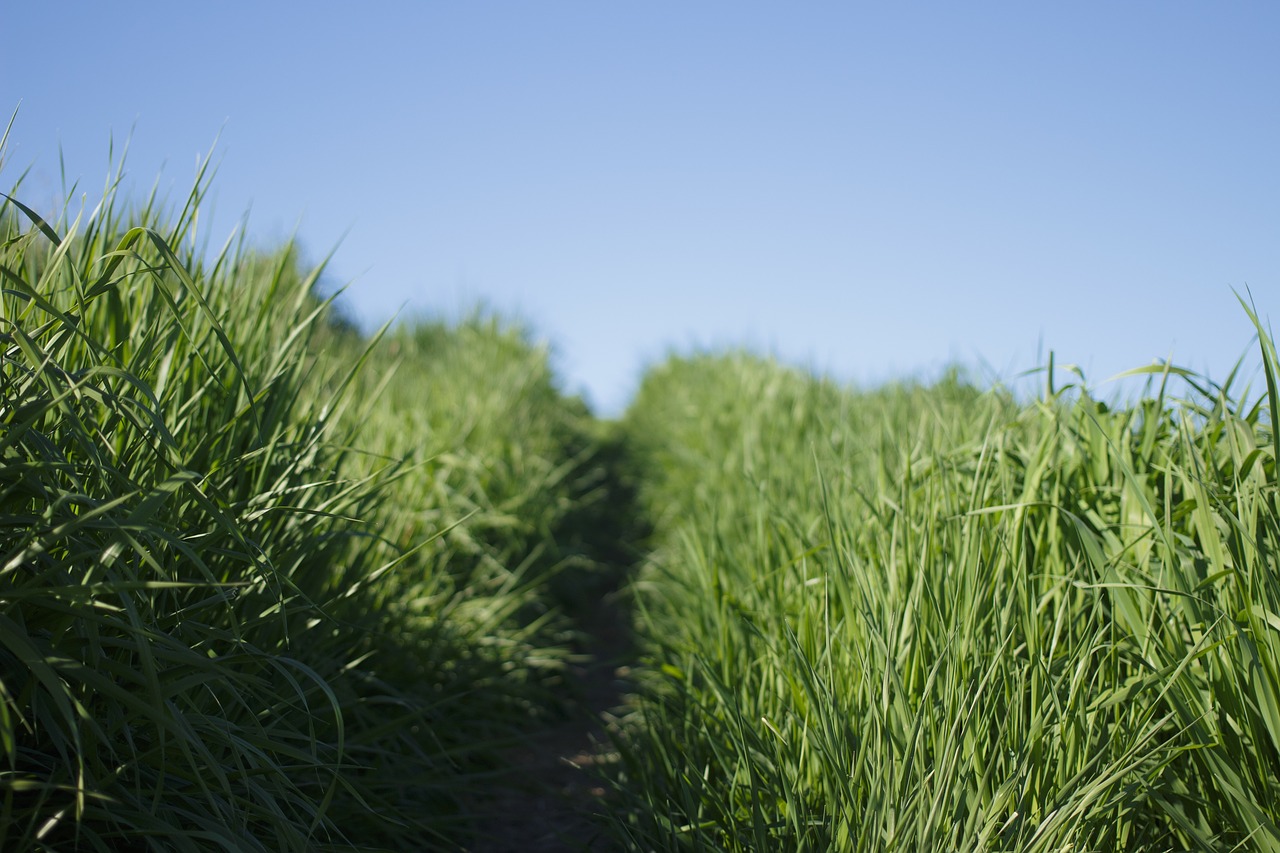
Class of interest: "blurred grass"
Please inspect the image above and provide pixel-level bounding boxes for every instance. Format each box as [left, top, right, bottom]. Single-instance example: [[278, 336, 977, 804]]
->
[[0, 152, 621, 850]]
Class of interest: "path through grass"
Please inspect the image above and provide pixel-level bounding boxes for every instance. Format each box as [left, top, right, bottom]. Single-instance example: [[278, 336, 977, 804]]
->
[[4, 150, 1278, 851]]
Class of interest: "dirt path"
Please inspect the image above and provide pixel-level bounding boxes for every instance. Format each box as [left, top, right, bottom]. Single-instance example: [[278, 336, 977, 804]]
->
[[465, 602, 635, 853], [462, 432, 648, 852]]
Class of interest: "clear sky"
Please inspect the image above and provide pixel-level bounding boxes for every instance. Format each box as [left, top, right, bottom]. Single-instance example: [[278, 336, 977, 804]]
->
[[5, 3, 1277, 415]]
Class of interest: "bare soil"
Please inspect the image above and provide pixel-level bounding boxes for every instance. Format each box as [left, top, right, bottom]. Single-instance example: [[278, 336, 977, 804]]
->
[[464, 603, 634, 853]]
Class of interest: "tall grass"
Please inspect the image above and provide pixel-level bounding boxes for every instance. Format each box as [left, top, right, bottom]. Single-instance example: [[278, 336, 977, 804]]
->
[[609, 341, 1280, 851], [0, 154, 612, 849], [336, 312, 618, 612], [9, 136, 1277, 852]]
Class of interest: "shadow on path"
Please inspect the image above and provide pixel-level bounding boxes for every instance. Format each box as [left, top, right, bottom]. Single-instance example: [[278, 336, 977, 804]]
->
[[465, 426, 651, 853]]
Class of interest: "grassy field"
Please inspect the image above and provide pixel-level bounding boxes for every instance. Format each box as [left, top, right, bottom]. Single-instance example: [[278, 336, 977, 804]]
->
[[0, 160, 625, 850], [609, 344, 1280, 850], [3, 157, 1279, 851]]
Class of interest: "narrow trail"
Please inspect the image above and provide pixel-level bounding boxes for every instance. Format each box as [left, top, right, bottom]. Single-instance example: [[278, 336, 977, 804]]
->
[[461, 431, 649, 852], [465, 599, 635, 852]]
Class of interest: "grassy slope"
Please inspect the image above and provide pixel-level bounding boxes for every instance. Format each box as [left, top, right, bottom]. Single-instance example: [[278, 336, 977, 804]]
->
[[609, 348, 1280, 851], [0, 169, 616, 850], [6, 156, 1280, 852]]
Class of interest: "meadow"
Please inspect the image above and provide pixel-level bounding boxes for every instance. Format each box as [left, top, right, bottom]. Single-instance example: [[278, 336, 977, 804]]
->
[[2, 156, 1279, 851], [609, 343, 1280, 850], [0, 157, 629, 850]]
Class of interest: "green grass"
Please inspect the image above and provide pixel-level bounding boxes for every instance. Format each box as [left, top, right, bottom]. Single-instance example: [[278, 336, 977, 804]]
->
[[5, 139, 1280, 852], [0, 155, 617, 850], [607, 344, 1280, 851]]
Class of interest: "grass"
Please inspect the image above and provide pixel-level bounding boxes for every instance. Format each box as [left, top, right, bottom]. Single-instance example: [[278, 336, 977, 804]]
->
[[607, 343, 1280, 851], [0, 152, 618, 850], [4, 138, 1279, 851]]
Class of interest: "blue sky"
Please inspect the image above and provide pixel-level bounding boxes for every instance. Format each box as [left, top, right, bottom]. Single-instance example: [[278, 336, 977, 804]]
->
[[5, 3, 1277, 414]]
